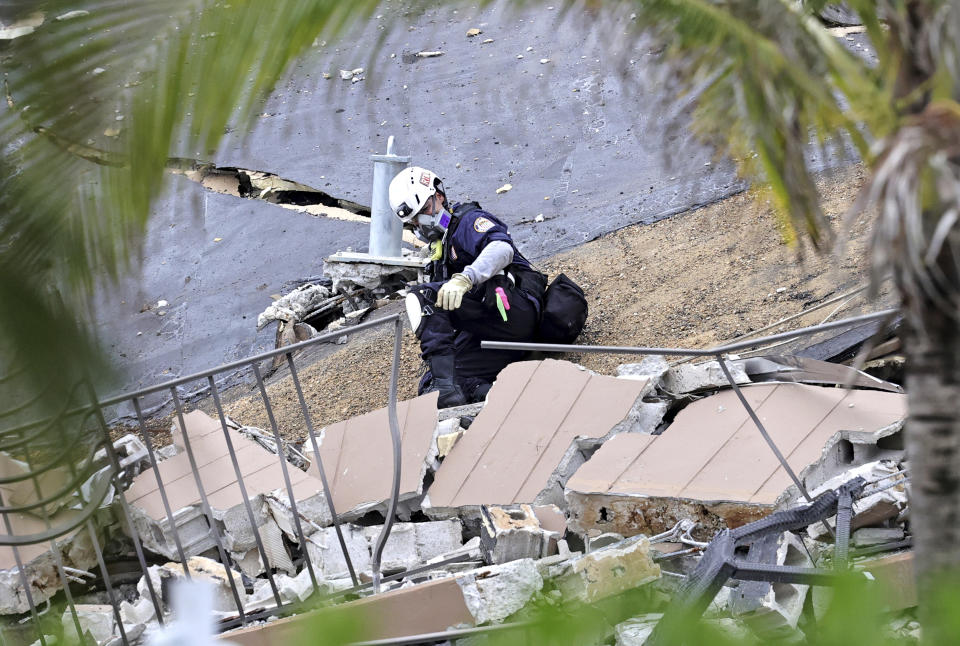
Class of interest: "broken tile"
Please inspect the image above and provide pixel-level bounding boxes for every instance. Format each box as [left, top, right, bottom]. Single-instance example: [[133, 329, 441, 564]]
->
[[550, 536, 659, 603], [565, 383, 906, 537], [305, 392, 441, 520], [425, 360, 653, 516]]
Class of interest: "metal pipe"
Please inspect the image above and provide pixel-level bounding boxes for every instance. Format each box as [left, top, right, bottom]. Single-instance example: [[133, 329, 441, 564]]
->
[[370, 317, 404, 593], [251, 363, 321, 596], [369, 136, 411, 257], [169, 388, 248, 623], [207, 376, 283, 606], [286, 353, 360, 586], [481, 309, 896, 356]]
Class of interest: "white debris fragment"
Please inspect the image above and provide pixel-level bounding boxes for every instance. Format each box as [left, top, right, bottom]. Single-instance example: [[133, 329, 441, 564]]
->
[[466, 28, 482, 37], [534, 214, 545, 223], [92, 67, 106, 76], [482, 38, 494, 44], [540, 58, 551, 64], [417, 51, 445, 58], [339, 69, 355, 80], [256, 283, 332, 329], [56, 10, 90, 20], [456, 559, 543, 624], [496, 184, 513, 194]]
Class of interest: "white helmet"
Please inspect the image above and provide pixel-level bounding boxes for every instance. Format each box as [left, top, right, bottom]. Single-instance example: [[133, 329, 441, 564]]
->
[[389, 166, 444, 223]]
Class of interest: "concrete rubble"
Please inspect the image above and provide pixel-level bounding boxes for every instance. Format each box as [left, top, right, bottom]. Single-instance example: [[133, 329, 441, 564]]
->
[[3, 354, 920, 646]]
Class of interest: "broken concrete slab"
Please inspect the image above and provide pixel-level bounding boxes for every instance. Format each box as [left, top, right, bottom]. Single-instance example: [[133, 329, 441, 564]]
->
[[549, 536, 660, 603], [456, 558, 543, 624], [305, 524, 371, 580], [305, 392, 441, 521], [659, 359, 750, 395], [323, 256, 423, 294], [0, 510, 98, 615], [425, 360, 656, 517], [479, 505, 559, 564], [565, 383, 906, 538], [124, 410, 329, 561], [362, 520, 463, 572]]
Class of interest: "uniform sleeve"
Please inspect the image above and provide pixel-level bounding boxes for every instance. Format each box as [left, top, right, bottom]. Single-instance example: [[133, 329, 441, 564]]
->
[[461, 240, 514, 286], [452, 211, 513, 258]]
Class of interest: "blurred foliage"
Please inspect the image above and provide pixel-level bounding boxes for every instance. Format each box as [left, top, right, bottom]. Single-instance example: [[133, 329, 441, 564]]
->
[[0, 0, 387, 423]]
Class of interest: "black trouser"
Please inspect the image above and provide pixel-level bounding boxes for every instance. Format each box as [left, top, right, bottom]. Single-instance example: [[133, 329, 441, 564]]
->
[[412, 279, 539, 397]]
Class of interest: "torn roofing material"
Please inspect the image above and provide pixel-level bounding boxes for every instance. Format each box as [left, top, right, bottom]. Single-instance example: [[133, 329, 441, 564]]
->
[[125, 411, 325, 535], [425, 360, 653, 513], [306, 391, 440, 519], [565, 383, 906, 537]]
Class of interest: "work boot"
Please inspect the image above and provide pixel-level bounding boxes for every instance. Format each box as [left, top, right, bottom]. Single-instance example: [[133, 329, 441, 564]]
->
[[428, 354, 467, 408]]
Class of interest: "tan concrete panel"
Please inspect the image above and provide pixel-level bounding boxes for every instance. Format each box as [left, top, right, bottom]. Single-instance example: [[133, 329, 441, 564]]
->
[[564, 433, 656, 495], [751, 387, 907, 503], [221, 577, 474, 645], [683, 384, 844, 501], [310, 392, 439, 514], [451, 361, 592, 506], [426, 361, 538, 508], [514, 374, 650, 503], [612, 386, 774, 497]]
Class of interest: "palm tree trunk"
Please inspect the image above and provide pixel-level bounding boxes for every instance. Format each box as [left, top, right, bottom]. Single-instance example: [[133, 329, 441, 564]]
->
[[902, 273, 960, 636]]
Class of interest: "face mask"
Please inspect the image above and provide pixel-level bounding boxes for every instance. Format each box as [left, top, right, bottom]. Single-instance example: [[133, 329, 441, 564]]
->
[[415, 208, 453, 242]]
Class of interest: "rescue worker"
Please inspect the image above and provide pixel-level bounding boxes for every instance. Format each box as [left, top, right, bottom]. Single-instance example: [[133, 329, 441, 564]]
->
[[389, 167, 547, 407]]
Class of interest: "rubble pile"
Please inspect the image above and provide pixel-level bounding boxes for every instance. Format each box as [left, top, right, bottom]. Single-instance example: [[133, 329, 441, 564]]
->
[[0, 353, 917, 646]]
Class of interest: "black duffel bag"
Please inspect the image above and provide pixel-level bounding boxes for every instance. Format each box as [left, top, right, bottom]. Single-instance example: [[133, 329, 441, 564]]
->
[[538, 273, 588, 344]]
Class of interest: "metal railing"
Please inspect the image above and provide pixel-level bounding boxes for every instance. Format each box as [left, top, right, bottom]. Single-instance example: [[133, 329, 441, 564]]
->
[[0, 306, 901, 645], [0, 312, 407, 644]]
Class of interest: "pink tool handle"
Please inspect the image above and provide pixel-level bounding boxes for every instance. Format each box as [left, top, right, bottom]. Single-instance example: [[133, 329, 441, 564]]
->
[[495, 287, 510, 310]]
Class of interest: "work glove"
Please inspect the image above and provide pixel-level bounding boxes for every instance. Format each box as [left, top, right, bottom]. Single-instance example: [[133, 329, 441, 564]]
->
[[437, 273, 473, 311]]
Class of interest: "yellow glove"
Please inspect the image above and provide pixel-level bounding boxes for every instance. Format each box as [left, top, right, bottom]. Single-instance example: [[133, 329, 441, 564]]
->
[[437, 273, 473, 311]]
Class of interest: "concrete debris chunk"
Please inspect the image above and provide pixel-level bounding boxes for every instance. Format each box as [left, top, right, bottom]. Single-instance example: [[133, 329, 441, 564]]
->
[[139, 557, 247, 614], [362, 520, 463, 572], [124, 410, 329, 561], [616, 356, 669, 397], [425, 360, 652, 517], [305, 524, 371, 579], [306, 392, 441, 521], [731, 532, 811, 638], [615, 614, 756, 646], [62, 604, 117, 645], [550, 536, 659, 603], [565, 383, 906, 538], [466, 28, 482, 36], [256, 283, 332, 329], [660, 359, 750, 395], [807, 460, 907, 540], [480, 505, 560, 564], [322, 258, 420, 296], [852, 527, 905, 547], [455, 558, 543, 624]]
